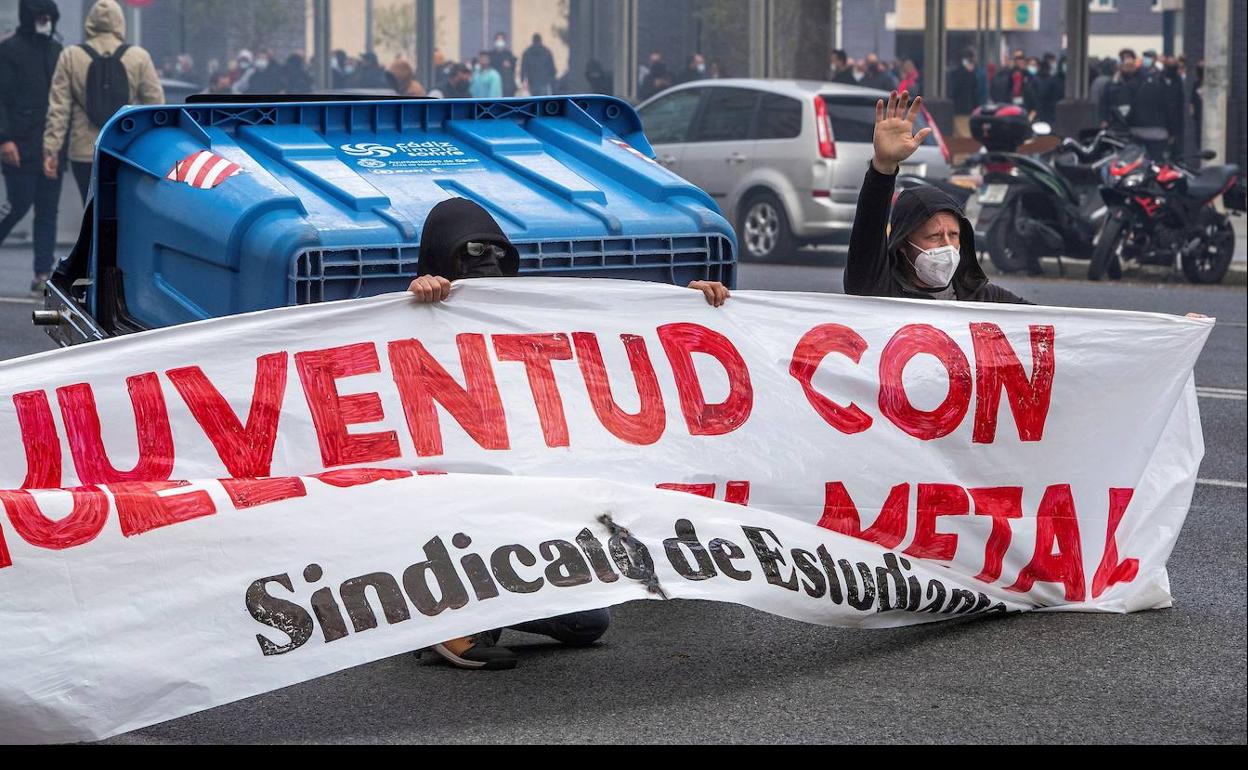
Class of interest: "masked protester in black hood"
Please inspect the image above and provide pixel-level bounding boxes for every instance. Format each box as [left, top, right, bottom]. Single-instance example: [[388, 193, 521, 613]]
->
[[845, 90, 1031, 304], [409, 197, 730, 307], [0, 0, 64, 295], [406, 199, 725, 671]]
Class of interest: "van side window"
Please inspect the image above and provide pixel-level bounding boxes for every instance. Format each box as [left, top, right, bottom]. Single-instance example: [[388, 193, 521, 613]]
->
[[638, 89, 703, 145], [756, 94, 803, 140], [689, 88, 760, 143]]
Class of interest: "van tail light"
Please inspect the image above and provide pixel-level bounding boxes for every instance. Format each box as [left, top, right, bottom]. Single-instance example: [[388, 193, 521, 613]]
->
[[814, 97, 836, 159], [921, 106, 951, 164]]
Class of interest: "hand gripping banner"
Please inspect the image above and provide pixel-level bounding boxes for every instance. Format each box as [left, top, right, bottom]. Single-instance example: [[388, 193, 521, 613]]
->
[[0, 279, 1213, 742]]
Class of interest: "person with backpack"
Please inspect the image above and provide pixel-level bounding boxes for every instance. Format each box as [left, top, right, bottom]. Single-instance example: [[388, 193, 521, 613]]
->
[[42, 0, 163, 202]]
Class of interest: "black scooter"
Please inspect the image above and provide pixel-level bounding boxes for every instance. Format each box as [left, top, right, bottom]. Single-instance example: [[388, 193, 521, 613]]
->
[[976, 125, 1127, 276]]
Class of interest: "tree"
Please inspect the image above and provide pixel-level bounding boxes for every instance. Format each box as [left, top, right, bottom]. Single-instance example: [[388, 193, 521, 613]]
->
[[373, 3, 417, 61]]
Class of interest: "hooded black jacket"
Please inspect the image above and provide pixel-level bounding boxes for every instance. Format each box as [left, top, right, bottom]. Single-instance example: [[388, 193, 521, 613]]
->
[[845, 164, 1030, 304], [418, 197, 519, 280], [0, 0, 62, 170]]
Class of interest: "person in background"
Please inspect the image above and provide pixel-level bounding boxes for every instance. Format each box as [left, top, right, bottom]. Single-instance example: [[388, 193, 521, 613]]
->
[[860, 53, 898, 91], [990, 50, 1032, 108], [1090, 57, 1116, 124], [351, 51, 389, 89], [949, 48, 980, 137], [850, 59, 868, 84], [489, 32, 517, 97], [1032, 56, 1062, 125], [521, 33, 557, 97], [283, 53, 312, 94], [229, 49, 255, 93], [470, 50, 503, 98], [897, 58, 920, 95], [585, 58, 613, 95], [386, 58, 426, 97], [638, 51, 662, 90], [43, 0, 163, 202], [440, 62, 472, 98], [831, 49, 855, 84], [245, 48, 285, 94], [0, 0, 63, 295], [846, 90, 1030, 304], [207, 71, 234, 95], [639, 61, 672, 100], [1103, 48, 1181, 158], [679, 53, 707, 85]]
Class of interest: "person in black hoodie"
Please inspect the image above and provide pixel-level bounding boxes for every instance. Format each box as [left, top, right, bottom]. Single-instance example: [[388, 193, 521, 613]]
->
[[406, 199, 725, 671], [845, 90, 1030, 304], [0, 0, 64, 294], [409, 197, 730, 307]]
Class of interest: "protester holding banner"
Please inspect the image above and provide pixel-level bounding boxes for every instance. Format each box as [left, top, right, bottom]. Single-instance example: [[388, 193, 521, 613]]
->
[[406, 197, 616, 669], [844, 90, 1030, 304], [407, 198, 730, 308]]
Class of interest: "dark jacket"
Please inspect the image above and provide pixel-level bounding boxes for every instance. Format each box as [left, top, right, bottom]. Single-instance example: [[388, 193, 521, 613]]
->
[[831, 67, 856, 85], [949, 65, 980, 115], [520, 43, 556, 94], [990, 66, 1033, 109], [0, 0, 63, 171], [1105, 68, 1182, 140], [418, 198, 519, 280], [860, 68, 898, 92], [845, 164, 1030, 304]]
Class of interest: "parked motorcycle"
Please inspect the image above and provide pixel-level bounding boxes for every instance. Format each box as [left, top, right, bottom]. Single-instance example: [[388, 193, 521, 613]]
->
[[970, 105, 1126, 276], [1089, 145, 1243, 283]]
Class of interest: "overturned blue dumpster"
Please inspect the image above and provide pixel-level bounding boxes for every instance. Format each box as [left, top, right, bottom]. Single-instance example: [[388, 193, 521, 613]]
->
[[38, 96, 735, 346]]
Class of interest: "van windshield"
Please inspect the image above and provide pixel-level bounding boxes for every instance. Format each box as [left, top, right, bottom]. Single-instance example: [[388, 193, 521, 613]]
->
[[820, 95, 938, 146]]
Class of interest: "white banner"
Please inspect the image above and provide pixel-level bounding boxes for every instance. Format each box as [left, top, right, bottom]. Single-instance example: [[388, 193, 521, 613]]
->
[[0, 278, 1213, 742]]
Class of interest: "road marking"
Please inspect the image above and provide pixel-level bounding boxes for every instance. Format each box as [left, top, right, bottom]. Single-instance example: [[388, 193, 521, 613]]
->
[[0, 295, 37, 305], [1196, 386, 1247, 401], [1216, 321, 1247, 328], [1197, 478, 1248, 489]]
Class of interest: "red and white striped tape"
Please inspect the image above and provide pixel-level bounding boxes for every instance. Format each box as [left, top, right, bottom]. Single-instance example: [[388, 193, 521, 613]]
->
[[165, 150, 243, 189]]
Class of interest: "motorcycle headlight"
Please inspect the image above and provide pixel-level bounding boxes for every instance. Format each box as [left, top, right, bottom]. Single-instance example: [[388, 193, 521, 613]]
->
[[1122, 172, 1146, 188]]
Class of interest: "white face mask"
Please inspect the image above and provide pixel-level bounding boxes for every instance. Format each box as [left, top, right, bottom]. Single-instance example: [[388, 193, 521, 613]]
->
[[35, 20, 53, 36], [907, 240, 961, 289], [852, 69, 865, 82]]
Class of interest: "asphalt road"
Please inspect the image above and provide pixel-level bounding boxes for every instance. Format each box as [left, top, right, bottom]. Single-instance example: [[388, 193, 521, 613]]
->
[[0, 249, 1244, 744]]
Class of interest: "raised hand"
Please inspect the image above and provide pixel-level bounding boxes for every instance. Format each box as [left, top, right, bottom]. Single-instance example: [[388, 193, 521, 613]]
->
[[872, 90, 932, 175]]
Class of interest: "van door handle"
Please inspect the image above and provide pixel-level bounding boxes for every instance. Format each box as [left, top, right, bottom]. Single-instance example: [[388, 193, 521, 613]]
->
[[727, 153, 748, 164]]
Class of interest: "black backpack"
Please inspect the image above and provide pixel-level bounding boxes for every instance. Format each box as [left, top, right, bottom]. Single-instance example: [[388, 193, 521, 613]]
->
[[79, 43, 131, 128]]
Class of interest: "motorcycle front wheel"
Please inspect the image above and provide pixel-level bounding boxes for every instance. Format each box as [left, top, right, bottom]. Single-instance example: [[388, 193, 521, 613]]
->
[[1181, 215, 1236, 284], [986, 202, 1032, 274], [1088, 211, 1126, 281]]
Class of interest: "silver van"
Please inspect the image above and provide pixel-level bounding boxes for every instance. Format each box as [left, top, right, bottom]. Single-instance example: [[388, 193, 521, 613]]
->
[[637, 79, 951, 260]]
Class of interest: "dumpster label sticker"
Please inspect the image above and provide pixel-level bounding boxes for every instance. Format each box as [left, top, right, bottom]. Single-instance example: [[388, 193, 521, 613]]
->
[[337, 140, 482, 175], [610, 138, 659, 165], [165, 151, 243, 189]]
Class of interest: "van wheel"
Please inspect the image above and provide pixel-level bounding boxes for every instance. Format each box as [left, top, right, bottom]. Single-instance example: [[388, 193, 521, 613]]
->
[[738, 192, 793, 261]]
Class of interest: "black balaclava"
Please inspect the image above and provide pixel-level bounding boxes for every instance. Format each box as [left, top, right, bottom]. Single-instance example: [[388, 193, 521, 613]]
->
[[417, 198, 519, 280], [19, 0, 60, 37]]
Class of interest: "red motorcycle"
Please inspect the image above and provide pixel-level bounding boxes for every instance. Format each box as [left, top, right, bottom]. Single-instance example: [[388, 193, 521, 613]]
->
[[1090, 145, 1244, 283]]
